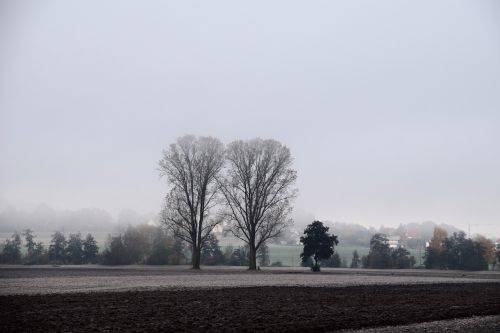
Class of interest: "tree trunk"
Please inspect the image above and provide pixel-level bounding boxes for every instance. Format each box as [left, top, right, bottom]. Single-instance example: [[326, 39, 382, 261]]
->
[[192, 244, 201, 269], [249, 244, 257, 270]]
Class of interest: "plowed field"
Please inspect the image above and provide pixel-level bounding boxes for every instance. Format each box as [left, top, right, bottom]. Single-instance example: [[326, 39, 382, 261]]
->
[[2, 283, 500, 332]]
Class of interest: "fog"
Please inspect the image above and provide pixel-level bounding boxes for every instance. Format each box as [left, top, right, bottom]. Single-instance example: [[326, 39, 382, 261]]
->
[[1, 1, 499, 237]]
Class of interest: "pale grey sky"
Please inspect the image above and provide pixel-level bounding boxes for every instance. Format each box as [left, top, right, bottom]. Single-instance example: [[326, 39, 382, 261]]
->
[[1, 1, 499, 235]]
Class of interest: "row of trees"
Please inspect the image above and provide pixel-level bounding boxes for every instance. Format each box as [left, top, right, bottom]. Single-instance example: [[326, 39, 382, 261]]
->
[[0, 230, 99, 265], [424, 227, 498, 271], [201, 234, 277, 267], [0, 224, 276, 267], [159, 135, 297, 270], [100, 225, 277, 266], [3, 224, 496, 271], [361, 234, 416, 269], [0, 223, 360, 269], [298, 222, 416, 271]]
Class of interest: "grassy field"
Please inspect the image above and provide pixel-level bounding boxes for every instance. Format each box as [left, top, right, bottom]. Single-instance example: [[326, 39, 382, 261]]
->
[[268, 245, 426, 267]]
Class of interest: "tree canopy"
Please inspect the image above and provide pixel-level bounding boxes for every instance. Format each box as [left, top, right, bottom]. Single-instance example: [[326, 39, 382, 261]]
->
[[425, 230, 489, 271], [300, 221, 339, 271]]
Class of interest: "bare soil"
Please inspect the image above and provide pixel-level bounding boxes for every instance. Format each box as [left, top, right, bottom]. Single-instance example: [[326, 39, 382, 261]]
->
[[1, 283, 499, 332]]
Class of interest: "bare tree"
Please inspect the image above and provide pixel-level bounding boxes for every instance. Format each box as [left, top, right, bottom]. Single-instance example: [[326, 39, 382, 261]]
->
[[159, 135, 225, 269], [219, 138, 297, 270]]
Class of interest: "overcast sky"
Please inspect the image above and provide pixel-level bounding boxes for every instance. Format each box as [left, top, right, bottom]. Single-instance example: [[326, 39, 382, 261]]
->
[[1, 1, 499, 235]]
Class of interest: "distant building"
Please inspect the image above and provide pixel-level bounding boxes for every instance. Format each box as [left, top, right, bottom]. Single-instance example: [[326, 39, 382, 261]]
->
[[406, 226, 421, 239], [387, 236, 400, 249]]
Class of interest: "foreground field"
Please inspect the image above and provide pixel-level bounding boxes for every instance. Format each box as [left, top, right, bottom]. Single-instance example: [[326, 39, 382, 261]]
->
[[1, 283, 500, 332], [1, 266, 499, 332], [1, 265, 499, 295]]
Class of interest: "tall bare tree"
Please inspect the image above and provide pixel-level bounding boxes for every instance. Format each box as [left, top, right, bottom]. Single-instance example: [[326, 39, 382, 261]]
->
[[159, 135, 224, 269], [220, 138, 297, 270]]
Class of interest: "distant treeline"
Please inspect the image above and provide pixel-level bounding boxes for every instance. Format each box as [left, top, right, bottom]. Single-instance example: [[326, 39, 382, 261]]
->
[[0, 224, 278, 267], [100, 225, 276, 266], [424, 228, 498, 271], [1, 225, 497, 271], [356, 231, 498, 271], [1, 205, 465, 249], [301, 233, 416, 269], [361, 234, 416, 269], [0, 229, 98, 265]]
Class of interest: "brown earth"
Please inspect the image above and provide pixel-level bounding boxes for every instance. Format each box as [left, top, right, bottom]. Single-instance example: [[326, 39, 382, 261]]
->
[[1, 283, 499, 332]]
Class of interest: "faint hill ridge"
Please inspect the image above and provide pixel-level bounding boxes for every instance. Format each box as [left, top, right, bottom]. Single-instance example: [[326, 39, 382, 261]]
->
[[0, 204, 156, 233], [0, 204, 476, 242]]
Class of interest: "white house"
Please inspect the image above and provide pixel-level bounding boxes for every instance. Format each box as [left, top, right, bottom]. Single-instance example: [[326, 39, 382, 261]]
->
[[387, 236, 400, 249]]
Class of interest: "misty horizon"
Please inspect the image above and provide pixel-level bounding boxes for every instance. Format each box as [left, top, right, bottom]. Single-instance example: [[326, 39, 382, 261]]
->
[[1, 201, 496, 241]]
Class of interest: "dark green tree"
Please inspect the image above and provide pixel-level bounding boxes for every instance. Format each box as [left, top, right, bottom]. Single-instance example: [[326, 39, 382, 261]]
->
[[66, 233, 84, 264], [301, 256, 313, 267], [0, 233, 22, 264], [461, 240, 488, 271], [424, 231, 488, 271], [102, 234, 130, 265], [49, 231, 67, 264], [82, 233, 99, 264], [21, 229, 47, 264], [123, 226, 148, 264], [230, 246, 249, 266], [441, 232, 487, 271], [424, 227, 448, 269], [424, 246, 442, 269], [201, 234, 225, 265], [391, 247, 416, 269], [300, 221, 339, 271], [361, 255, 369, 268], [321, 253, 341, 267], [365, 234, 392, 268], [350, 250, 360, 268], [23, 229, 36, 255], [32, 242, 46, 264], [147, 241, 172, 265]]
